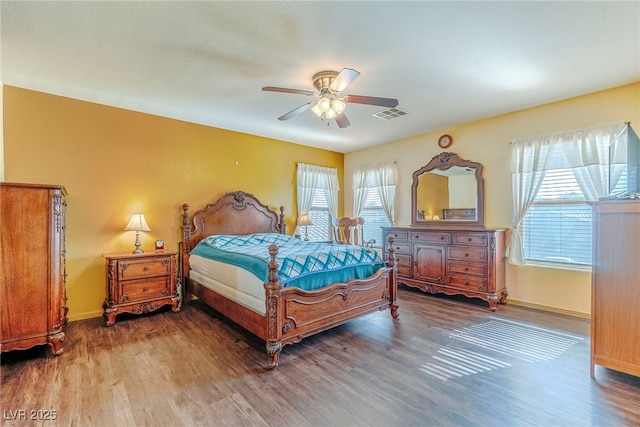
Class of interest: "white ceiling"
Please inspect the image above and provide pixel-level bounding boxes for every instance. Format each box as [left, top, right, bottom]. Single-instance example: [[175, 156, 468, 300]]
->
[[2, 1, 639, 153]]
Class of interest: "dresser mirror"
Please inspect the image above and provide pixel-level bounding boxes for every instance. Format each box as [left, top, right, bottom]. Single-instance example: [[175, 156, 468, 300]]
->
[[411, 152, 485, 227]]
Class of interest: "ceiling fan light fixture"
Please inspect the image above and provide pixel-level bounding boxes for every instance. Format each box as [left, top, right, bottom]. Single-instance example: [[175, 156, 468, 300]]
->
[[317, 96, 332, 112], [332, 99, 346, 114], [311, 104, 323, 118], [325, 108, 338, 120]]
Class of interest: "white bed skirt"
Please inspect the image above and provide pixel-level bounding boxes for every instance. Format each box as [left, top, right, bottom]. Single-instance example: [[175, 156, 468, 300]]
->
[[188, 254, 267, 316]]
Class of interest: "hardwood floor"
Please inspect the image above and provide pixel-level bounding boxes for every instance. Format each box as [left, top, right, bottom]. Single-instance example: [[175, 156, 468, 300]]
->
[[2, 286, 639, 426]]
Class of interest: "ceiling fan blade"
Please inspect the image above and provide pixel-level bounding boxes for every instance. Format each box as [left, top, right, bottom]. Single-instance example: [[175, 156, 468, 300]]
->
[[278, 102, 315, 121], [263, 86, 316, 96], [330, 68, 360, 92], [344, 94, 399, 108], [335, 113, 351, 128]]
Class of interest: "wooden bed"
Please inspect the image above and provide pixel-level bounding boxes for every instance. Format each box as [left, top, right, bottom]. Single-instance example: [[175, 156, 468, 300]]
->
[[180, 190, 398, 369]]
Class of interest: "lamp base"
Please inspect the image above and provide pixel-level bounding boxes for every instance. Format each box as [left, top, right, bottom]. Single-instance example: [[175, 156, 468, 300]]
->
[[132, 231, 144, 254]]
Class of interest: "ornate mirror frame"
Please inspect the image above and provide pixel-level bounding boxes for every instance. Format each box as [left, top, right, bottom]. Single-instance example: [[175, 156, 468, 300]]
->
[[411, 152, 485, 227]]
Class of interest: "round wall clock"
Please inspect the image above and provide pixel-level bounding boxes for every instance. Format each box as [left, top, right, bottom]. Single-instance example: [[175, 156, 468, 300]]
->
[[438, 134, 453, 149]]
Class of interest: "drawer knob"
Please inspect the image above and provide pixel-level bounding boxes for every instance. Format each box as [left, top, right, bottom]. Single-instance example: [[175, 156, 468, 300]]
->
[[143, 287, 149, 292], [463, 266, 468, 271], [440, 236, 444, 240], [143, 266, 149, 271], [467, 237, 472, 242], [464, 252, 469, 257], [464, 280, 468, 285]]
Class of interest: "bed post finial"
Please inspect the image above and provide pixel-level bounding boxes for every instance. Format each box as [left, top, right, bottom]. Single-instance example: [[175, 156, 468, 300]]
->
[[279, 206, 286, 235]]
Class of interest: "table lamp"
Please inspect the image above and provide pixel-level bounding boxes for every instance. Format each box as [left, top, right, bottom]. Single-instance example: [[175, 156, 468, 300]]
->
[[125, 213, 151, 254]]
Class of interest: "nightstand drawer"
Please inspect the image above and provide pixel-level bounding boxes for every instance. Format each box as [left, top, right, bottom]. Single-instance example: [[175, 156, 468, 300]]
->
[[118, 257, 171, 280], [121, 277, 170, 302]]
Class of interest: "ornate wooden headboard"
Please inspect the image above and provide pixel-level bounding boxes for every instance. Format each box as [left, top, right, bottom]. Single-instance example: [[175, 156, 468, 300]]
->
[[181, 190, 286, 252]]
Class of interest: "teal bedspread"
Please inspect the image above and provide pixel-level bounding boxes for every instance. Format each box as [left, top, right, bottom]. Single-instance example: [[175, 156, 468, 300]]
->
[[189, 233, 385, 291]]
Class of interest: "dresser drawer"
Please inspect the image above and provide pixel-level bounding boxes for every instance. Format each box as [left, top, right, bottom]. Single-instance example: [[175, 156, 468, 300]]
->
[[447, 246, 487, 263], [391, 243, 411, 254], [410, 231, 451, 244], [118, 257, 172, 280], [384, 229, 408, 242], [447, 274, 489, 293], [453, 232, 488, 247], [121, 277, 170, 302], [448, 261, 487, 277]]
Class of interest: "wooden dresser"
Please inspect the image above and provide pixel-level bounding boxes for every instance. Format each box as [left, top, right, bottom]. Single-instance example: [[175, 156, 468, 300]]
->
[[103, 251, 181, 326], [590, 200, 640, 378], [0, 183, 68, 355], [383, 226, 507, 310]]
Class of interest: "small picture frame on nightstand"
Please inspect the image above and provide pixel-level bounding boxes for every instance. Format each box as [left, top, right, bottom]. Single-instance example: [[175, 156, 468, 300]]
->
[[154, 239, 164, 251]]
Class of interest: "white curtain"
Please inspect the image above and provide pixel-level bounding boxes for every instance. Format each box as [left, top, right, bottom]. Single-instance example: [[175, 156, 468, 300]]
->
[[509, 121, 625, 265], [352, 161, 397, 224], [371, 161, 397, 224], [352, 166, 369, 218], [296, 163, 339, 236]]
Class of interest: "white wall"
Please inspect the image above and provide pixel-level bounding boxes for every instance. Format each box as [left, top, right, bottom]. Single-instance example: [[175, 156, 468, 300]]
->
[[345, 83, 640, 316]]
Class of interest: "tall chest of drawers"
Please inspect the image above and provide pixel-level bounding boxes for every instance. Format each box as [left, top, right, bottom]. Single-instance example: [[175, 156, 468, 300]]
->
[[1, 183, 68, 355], [383, 226, 507, 310]]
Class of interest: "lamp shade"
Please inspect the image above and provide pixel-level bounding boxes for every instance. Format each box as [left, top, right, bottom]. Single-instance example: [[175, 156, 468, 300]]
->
[[298, 214, 313, 226], [124, 213, 151, 232]]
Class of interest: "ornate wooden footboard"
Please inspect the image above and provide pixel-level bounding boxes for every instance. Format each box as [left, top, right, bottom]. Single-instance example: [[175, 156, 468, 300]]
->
[[181, 190, 398, 369]]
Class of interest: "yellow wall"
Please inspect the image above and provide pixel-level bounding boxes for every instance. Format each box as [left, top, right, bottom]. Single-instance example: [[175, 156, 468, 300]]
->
[[2, 86, 344, 321], [4, 83, 639, 319], [345, 82, 640, 317]]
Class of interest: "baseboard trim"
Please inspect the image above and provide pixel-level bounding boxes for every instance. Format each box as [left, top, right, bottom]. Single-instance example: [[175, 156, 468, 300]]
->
[[68, 310, 103, 322], [507, 299, 590, 319]]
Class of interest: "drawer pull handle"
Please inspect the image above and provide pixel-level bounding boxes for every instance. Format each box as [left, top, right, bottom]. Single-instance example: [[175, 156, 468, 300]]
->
[[464, 252, 469, 257], [143, 266, 149, 271], [463, 266, 468, 271], [440, 236, 444, 240], [464, 281, 468, 285], [467, 237, 472, 242], [143, 287, 149, 292]]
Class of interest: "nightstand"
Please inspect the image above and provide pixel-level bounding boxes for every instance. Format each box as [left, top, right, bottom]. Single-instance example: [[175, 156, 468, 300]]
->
[[102, 251, 181, 326]]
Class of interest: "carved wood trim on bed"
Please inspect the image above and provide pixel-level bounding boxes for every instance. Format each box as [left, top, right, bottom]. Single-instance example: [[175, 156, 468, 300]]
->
[[180, 190, 397, 369]]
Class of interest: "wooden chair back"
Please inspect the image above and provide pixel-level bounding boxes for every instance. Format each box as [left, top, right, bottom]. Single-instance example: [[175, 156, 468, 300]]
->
[[332, 217, 366, 246]]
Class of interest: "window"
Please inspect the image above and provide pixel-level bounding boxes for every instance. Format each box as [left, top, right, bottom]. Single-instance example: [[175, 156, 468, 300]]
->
[[306, 190, 331, 241], [510, 122, 625, 267], [296, 163, 338, 241], [521, 169, 592, 266], [360, 183, 391, 245], [353, 162, 397, 246]]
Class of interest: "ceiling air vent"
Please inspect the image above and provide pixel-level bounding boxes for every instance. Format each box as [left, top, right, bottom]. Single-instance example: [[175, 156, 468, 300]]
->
[[373, 107, 409, 120]]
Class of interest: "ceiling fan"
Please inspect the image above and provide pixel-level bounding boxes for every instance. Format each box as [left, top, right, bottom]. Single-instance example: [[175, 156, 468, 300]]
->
[[262, 68, 399, 128]]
